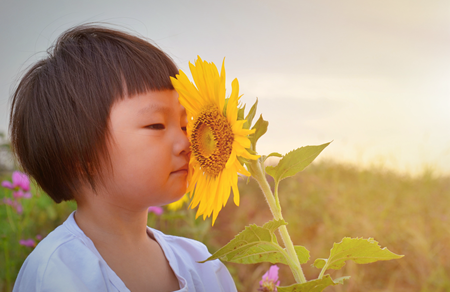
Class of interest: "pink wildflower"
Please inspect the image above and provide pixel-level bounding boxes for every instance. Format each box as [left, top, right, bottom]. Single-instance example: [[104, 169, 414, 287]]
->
[[259, 265, 280, 292], [3, 198, 23, 214], [13, 189, 32, 199], [1, 172, 32, 214], [1, 171, 30, 191], [19, 235, 43, 248], [19, 238, 36, 248], [148, 206, 163, 215], [1, 180, 13, 189]]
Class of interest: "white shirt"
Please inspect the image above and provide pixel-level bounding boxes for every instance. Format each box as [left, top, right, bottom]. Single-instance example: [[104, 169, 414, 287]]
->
[[13, 212, 237, 292]]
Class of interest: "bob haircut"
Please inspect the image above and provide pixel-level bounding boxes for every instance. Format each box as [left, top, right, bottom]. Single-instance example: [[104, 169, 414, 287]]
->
[[9, 24, 179, 203]]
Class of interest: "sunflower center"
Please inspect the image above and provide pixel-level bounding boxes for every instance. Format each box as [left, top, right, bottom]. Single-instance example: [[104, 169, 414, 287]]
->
[[191, 105, 234, 177], [197, 124, 216, 156]]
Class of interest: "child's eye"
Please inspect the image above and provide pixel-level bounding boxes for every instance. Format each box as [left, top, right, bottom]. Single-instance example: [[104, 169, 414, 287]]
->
[[146, 124, 165, 130]]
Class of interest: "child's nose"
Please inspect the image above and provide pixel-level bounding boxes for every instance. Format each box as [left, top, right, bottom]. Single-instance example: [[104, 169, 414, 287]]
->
[[175, 128, 191, 156]]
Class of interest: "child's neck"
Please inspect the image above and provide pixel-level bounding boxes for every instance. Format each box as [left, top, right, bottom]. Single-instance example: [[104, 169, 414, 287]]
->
[[74, 196, 151, 247], [74, 194, 180, 292]]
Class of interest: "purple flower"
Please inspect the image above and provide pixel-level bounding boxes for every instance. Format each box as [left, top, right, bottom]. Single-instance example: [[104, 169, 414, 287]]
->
[[19, 238, 36, 248], [1, 172, 32, 214], [259, 265, 280, 292], [13, 189, 31, 199], [1, 180, 13, 189], [3, 198, 23, 214], [1, 171, 30, 192], [148, 206, 163, 215], [19, 235, 42, 248]]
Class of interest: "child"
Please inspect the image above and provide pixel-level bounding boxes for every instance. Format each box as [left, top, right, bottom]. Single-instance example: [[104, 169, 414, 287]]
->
[[10, 24, 237, 292]]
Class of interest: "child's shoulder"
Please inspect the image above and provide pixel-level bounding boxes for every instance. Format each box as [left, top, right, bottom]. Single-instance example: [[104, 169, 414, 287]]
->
[[13, 213, 237, 292], [13, 212, 122, 292], [27, 221, 78, 262], [22, 212, 97, 265]]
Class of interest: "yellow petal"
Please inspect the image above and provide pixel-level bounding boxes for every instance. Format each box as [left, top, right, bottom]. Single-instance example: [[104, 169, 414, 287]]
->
[[187, 168, 201, 195], [189, 59, 208, 102], [206, 176, 220, 215], [226, 79, 239, 124], [231, 172, 240, 206], [234, 160, 251, 176], [218, 58, 226, 112], [208, 61, 221, 108], [232, 121, 255, 136], [233, 135, 251, 149], [190, 174, 207, 209], [209, 176, 222, 219], [226, 150, 237, 169], [221, 170, 232, 206], [192, 58, 219, 109], [239, 150, 260, 161], [211, 207, 221, 226], [171, 71, 205, 108]]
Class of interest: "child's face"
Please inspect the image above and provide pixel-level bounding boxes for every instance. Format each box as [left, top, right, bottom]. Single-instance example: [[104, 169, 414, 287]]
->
[[101, 90, 190, 210]]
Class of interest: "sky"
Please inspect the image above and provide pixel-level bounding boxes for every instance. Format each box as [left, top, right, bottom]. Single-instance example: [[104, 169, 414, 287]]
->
[[1, 0, 449, 176]]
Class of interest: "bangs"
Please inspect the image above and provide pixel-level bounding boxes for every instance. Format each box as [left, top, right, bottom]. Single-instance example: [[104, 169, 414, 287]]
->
[[52, 25, 179, 102]]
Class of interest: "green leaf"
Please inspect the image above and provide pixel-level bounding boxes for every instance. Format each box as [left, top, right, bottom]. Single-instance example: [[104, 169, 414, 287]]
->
[[277, 275, 350, 292], [223, 98, 229, 116], [266, 142, 331, 183], [313, 237, 404, 271], [249, 114, 268, 151], [228, 244, 309, 265], [200, 219, 293, 265], [226, 243, 289, 264], [266, 152, 283, 158], [261, 152, 283, 164], [262, 219, 286, 233], [293, 245, 310, 264], [236, 156, 250, 166], [237, 104, 246, 120], [243, 98, 258, 129]]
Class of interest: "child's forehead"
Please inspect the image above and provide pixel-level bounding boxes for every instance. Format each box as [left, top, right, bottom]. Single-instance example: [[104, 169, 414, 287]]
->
[[110, 90, 185, 117]]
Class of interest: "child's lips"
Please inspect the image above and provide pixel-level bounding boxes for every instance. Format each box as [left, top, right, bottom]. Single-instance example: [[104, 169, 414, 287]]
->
[[172, 164, 188, 175]]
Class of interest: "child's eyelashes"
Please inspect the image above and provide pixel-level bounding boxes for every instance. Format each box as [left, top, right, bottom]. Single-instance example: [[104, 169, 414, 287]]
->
[[146, 124, 165, 130], [145, 124, 187, 132]]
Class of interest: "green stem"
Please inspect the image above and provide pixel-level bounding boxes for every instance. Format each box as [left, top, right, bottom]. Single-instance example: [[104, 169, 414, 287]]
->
[[4, 233, 11, 292], [5, 204, 16, 232], [250, 159, 307, 284], [318, 262, 328, 279], [274, 181, 281, 210], [251, 161, 280, 220]]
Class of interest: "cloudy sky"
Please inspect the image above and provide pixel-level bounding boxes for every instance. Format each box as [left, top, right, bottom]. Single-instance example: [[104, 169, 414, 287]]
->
[[1, 0, 449, 176]]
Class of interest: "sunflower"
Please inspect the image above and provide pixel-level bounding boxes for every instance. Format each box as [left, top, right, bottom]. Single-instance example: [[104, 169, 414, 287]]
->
[[171, 57, 259, 225]]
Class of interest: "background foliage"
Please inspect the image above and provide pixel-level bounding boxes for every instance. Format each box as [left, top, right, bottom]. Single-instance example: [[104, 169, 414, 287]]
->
[[212, 160, 450, 292]]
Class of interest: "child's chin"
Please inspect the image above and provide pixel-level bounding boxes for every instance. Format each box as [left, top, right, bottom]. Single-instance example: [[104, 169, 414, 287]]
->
[[170, 191, 187, 203]]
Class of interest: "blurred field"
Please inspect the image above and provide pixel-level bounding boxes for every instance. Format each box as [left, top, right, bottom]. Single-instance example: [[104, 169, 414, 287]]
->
[[211, 160, 450, 292], [0, 183, 77, 292], [1, 160, 450, 292]]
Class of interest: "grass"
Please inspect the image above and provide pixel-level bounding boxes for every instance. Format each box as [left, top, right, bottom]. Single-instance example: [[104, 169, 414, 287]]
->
[[1, 160, 449, 291], [211, 160, 450, 292]]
